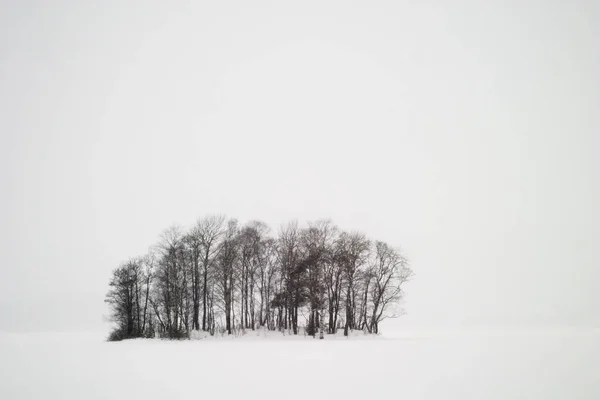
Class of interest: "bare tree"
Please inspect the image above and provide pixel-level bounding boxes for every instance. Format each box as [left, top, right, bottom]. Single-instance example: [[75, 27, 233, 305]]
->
[[152, 225, 190, 338], [257, 238, 278, 329], [338, 232, 370, 336], [195, 215, 225, 331], [276, 221, 305, 334], [325, 233, 345, 334], [238, 221, 270, 330], [368, 242, 413, 333], [105, 257, 152, 340], [301, 220, 336, 338], [184, 229, 202, 331], [140, 254, 155, 336], [215, 219, 239, 335]]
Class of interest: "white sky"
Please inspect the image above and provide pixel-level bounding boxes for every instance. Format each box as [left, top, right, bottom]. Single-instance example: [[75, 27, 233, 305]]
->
[[1, 0, 598, 332]]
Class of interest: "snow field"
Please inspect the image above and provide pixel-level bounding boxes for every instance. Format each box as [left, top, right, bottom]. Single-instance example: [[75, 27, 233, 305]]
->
[[0, 328, 598, 399]]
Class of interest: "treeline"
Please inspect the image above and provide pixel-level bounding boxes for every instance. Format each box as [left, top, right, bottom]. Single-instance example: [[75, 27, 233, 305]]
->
[[105, 215, 412, 341]]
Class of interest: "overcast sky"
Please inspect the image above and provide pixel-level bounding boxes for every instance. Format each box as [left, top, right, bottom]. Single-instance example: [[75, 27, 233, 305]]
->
[[1, 1, 598, 332]]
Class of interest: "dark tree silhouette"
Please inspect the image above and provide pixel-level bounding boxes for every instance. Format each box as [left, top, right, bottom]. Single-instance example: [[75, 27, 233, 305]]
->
[[105, 215, 412, 341]]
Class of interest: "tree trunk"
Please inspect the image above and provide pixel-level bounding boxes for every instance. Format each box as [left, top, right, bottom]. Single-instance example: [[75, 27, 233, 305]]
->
[[319, 310, 324, 339], [202, 255, 209, 331], [250, 279, 255, 330], [142, 276, 150, 333]]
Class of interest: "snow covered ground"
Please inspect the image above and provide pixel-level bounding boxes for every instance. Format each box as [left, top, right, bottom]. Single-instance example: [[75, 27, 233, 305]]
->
[[1, 327, 598, 399]]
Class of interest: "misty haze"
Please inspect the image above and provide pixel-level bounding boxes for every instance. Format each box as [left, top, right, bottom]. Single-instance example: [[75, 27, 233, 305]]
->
[[1, 1, 599, 399]]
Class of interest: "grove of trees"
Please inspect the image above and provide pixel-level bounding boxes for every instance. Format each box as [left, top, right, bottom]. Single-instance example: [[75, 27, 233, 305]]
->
[[105, 215, 413, 341]]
